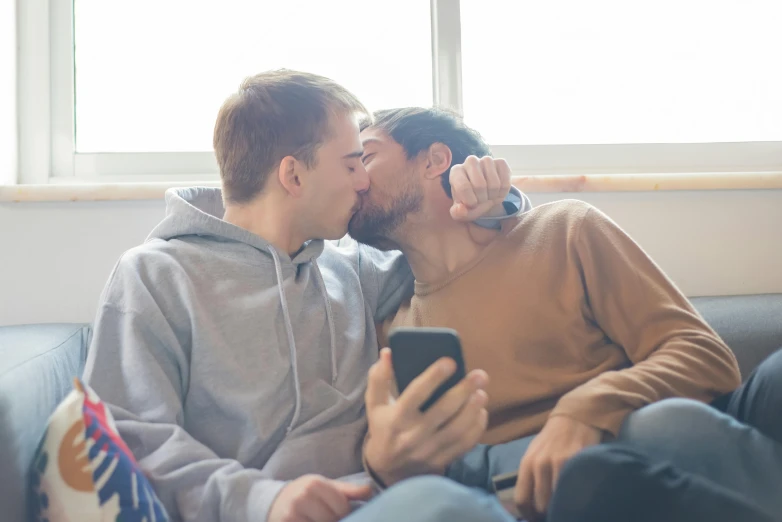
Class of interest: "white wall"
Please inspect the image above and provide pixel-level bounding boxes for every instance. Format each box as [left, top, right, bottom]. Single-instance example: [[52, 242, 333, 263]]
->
[[1, 189, 781, 326]]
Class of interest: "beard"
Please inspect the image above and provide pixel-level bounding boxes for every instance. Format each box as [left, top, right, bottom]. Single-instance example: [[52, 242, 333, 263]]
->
[[348, 185, 423, 250]]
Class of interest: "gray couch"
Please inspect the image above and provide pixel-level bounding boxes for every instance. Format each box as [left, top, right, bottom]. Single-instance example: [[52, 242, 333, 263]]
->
[[1, 295, 781, 521]]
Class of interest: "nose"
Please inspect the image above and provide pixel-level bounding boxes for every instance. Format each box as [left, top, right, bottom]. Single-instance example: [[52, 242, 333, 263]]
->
[[354, 162, 370, 193]]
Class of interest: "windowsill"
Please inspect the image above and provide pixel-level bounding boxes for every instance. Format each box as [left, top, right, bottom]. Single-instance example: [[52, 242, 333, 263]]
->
[[1, 172, 781, 202]]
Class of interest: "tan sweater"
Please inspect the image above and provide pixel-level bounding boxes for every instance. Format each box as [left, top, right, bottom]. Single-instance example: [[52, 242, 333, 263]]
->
[[380, 200, 741, 444]]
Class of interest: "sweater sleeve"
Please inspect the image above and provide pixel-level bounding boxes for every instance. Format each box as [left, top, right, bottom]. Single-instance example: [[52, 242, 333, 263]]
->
[[549, 206, 741, 436]]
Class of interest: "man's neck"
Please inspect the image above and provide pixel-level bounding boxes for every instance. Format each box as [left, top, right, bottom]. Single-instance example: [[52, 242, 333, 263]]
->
[[394, 217, 500, 285], [223, 195, 306, 256]]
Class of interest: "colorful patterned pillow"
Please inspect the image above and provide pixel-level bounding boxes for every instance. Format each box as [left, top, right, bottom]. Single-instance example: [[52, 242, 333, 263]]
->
[[29, 378, 169, 522]]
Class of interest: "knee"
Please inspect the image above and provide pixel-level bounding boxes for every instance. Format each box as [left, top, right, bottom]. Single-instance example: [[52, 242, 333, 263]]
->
[[750, 348, 782, 400], [618, 398, 726, 451], [554, 445, 625, 512], [550, 445, 672, 522], [383, 475, 462, 505], [381, 476, 496, 521]]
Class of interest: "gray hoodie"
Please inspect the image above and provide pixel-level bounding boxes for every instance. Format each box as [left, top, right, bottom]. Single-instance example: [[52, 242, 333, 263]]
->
[[83, 186, 530, 522]]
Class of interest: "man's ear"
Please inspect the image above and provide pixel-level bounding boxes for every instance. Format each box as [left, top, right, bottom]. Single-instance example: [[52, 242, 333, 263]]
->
[[277, 156, 304, 197], [423, 143, 452, 181]]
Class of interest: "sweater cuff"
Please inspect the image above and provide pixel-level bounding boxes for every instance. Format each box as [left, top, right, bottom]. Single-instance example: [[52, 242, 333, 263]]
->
[[473, 187, 532, 228]]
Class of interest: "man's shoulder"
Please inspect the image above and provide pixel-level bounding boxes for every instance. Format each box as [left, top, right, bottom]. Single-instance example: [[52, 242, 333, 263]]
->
[[117, 238, 185, 272], [108, 239, 193, 297], [506, 199, 594, 236], [523, 198, 594, 222]]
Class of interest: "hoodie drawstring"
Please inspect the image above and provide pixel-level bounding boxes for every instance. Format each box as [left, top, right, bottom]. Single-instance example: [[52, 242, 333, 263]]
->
[[269, 248, 302, 434], [312, 261, 339, 386]]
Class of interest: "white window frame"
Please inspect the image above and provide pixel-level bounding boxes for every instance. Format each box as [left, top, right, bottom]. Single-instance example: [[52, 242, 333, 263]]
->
[[14, 0, 782, 185]]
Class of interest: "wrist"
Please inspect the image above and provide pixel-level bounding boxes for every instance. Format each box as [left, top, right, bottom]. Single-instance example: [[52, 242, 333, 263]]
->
[[362, 450, 390, 491], [362, 436, 392, 490]]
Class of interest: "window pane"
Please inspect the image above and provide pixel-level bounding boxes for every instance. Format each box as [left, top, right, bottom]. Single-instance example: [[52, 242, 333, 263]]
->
[[460, 0, 782, 145], [74, 1, 432, 152]]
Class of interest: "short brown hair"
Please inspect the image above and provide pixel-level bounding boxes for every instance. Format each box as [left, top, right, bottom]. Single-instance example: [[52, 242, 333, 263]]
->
[[214, 69, 369, 204], [361, 107, 491, 198]]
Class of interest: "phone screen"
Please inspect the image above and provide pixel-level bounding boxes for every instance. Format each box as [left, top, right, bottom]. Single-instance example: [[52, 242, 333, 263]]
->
[[388, 327, 466, 411]]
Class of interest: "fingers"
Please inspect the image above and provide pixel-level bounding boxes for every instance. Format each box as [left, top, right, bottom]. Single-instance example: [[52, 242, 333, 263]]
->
[[423, 369, 488, 429], [395, 357, 456, 414], [515, 449, 556, 522], [495, 158, 512, 201], [365, 348, 394, 409], [299, 497, 339, 522], [479, 156, 502, 202], [312, 481, 352, 521], [532, 460, 553, 517], [425, 390, 489, 466], [292, 480, 343, 522], [463, 156, 490, 205], [449, 201, 469, 221], [515, 455, 535, 521], [449, 164, 479, 208], [451, 200, 499, 222], [451, 156, 510, 213], [334, 482, 374, 502], [551, 457, 564, 503], [450, 156, 512, 222]]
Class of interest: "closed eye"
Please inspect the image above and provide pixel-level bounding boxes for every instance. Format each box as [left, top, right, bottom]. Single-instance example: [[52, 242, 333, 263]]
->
[[361, 153, 375, 165]]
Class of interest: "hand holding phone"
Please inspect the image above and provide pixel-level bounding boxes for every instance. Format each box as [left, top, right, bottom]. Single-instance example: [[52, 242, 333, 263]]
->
[[362, 328, 489, 487]]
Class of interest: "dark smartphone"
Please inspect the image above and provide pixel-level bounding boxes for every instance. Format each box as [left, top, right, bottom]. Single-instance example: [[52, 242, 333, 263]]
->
[[388, 327, 466, 412]]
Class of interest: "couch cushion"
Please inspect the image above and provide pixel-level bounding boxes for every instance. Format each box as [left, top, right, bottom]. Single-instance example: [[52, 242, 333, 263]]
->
[[692, 294, 782, 379], [0, 324, 91, 522]]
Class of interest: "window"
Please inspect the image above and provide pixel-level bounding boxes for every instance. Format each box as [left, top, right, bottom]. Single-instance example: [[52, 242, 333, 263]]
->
[[459, 0, 782, 174], [15, 0, 782, 184], [73, 0, 432, 153], [31, 0, 432, 181], [461, 0, 782, 146]]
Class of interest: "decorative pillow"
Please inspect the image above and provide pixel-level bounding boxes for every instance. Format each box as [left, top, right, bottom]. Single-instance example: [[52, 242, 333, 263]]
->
[[29, 378, 169, 522]]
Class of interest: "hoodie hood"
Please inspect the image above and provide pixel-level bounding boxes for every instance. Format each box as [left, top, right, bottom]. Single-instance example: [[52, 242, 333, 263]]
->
[[148, 186, 324, 265]]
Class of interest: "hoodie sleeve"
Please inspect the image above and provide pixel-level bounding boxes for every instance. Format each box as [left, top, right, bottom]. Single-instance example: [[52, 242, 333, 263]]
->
[[473, 186, 532, 228], [82, 258, 286, 522]]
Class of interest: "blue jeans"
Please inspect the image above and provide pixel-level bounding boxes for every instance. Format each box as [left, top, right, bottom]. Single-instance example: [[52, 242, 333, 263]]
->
[[551, 348, 782, 522], [345, 348, 782, 521], [341, 475, 518, 522]]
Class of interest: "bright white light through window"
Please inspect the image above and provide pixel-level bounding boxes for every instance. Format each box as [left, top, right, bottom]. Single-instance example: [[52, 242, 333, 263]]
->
[[74, 0, 433, 152], [460, 0, 782, 145]]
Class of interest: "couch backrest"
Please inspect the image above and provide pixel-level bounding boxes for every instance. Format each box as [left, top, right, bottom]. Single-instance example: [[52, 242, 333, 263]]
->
[[692, 294, 782, 379], [0, 294, 780, 521]]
